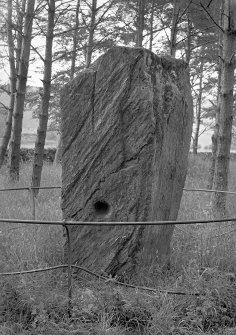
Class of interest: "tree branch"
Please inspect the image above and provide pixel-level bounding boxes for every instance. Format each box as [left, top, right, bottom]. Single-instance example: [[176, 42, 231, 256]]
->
[[55, 0, 73, 11], [0, 101, 9, 111], [208, 99, 217, 107], [30, 44, 45, 62], [176, 0, 193, 25], [159, 17, 171, 44], [54, 4, 71, 27], [207, 0, 214, 7], [200, 2, 224, 33], [95, 0, 117, 28], [0, 86, 10, 95], [53, 25, 87, 37], [97, 0, 114, 11], [198, 121, 214, 137]]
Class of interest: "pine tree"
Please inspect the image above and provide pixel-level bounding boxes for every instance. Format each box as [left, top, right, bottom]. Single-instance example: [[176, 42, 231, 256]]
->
[[8, 0, 35, 180], [31, 0, 55, 196], [212, 0, 236, 217], [0, 0, 26, 168]]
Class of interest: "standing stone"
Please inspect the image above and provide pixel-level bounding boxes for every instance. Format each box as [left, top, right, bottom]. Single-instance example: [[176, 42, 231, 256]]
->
[[61, 46, 193, 276]]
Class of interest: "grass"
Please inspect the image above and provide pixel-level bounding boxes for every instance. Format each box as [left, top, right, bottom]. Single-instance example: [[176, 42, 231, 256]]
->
[[1, 155, 236, 334], [174, 154, 236, 272], [0, 163, 63, 273]]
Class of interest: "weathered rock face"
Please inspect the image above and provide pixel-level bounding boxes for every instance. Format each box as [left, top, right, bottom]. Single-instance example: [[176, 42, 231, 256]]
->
[[61, 46, 193, 276]]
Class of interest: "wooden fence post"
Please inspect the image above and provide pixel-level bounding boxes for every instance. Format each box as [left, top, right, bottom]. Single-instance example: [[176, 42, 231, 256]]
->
[[64, 224, 72, 317], [28, 187, 36, 220]]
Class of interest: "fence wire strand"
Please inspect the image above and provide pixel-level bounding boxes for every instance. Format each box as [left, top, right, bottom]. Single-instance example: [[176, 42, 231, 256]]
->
[[0, 183, 235, 309], [0, 264, 201, 296], [0, 217, 235, 226], [0, 186, 61, 192], [0, 185, 236, 195], [183, 188, 236, 195]]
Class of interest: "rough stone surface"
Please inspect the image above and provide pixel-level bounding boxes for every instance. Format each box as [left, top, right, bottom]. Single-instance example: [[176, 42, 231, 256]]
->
[[61, 46, 193, 276]]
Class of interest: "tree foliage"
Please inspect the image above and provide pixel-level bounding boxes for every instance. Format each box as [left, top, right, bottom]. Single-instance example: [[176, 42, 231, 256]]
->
[[0, 0, 235, 192]]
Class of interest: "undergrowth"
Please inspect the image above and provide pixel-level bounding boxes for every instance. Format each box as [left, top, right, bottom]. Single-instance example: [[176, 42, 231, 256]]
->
[[0, 156, 236, 334]]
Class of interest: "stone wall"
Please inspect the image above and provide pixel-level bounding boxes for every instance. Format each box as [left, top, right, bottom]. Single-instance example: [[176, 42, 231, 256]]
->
[[189, 152, 236, 161], [4, 148, 56, 163]]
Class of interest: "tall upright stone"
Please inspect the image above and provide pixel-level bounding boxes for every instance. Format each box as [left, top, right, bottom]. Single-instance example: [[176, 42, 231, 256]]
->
[[61, 46, 193, 276]]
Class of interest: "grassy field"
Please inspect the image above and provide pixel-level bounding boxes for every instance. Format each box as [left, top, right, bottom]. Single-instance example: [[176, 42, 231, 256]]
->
[[1, 156, 236, 334]]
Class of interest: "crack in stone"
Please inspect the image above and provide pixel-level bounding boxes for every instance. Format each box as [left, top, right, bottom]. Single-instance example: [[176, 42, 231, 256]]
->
[[66, 141, 153, 220], [63, 71, 97, 155]]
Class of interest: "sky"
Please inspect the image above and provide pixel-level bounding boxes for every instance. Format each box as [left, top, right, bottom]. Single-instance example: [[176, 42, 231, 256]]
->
[[0, 44, 44, 87], [197, 128, 213, 151]]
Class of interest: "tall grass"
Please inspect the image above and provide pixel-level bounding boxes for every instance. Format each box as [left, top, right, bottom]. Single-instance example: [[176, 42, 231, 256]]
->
[[0, 163, 63, 273], [173, 154, 236, 272], [0, 163, 67, 334], [1, 156, 236, 334]]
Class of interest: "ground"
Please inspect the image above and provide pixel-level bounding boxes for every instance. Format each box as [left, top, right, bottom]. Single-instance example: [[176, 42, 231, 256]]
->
[[0, 155, 236, 334]]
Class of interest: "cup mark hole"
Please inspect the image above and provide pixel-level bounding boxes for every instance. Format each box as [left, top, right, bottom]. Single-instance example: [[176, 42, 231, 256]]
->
[[94, 200, 110, 217]]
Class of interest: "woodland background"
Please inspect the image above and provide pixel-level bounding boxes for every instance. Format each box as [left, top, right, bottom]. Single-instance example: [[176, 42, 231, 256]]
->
[[1, 0, 236, 334], [0, 0, 235, 206]]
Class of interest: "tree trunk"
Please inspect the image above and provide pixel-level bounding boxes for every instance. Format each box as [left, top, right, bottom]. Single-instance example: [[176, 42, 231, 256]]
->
[[54, 0, 80, 165], [137, 0, 145, 47], [15, 0, 26, 74], [192, 106, 200, 155], [149, 0, 155, 51], [212, 0, 236, 217], [208, 73, 221, 189], [85, 0, 97, 68], [192, 57, 204, 155], [8, 0, 35, 180], [61, 47, 193, 275], [31, 0, 55, 196], [0, 0, 16, 168], [54, 134, 62, 164], [208, 1, 224, 190], [70, 0, 80, 79], [170, 0, 180, 57], [185, 13, 193, 65]]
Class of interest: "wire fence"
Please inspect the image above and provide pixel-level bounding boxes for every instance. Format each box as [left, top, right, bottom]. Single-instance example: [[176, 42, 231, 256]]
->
[[1, 184, 236, 315], [1, 185, 236, 221]]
